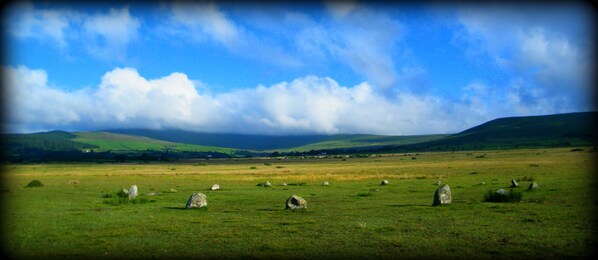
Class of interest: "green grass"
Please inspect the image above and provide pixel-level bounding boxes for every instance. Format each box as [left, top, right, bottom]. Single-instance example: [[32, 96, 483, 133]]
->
[[1, 147, 596, 258], [73, 132, 238, 154], [278, 134, 448, 152]]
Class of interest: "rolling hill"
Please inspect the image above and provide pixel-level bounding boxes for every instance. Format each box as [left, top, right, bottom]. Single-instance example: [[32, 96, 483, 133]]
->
[[2, 111, 596, 162], [104, 129, 448, 151], [375, 111, 598, 152]]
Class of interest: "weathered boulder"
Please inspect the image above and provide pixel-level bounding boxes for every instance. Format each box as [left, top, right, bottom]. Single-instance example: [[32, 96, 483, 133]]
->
[[322, 181, 329, 186], [286, 195, 307, 209], [186, 193, 207, 209], [436, 180, 442, 186], [128, 185, 138, 200], [510, 179, 519, 188], [495, 188, 509, 196], [381, 180, 389, 185], [528, 182, 539, 190], [211, 184, 220, 191], [432, 184, 452, 206]]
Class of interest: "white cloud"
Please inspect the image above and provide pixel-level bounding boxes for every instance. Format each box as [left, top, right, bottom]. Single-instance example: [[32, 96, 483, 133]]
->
[[456, 3, 595, 111], [83, 7, 140, 61], [162, 2, 301, 68], [3, 66, 92, 132], [4, 65, 503, 135], [295, 4, 402, 89], [167, 2, 239, 45], [6, 2, 73, 48], [6, 3, 140, 62]]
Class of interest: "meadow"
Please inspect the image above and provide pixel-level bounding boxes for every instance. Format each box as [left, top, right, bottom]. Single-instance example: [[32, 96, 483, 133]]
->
[[1, 147, 596, 258]]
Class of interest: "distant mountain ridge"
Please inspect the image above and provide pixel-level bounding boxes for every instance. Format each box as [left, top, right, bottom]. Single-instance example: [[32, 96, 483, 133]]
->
[[2, 111, 596, 162]]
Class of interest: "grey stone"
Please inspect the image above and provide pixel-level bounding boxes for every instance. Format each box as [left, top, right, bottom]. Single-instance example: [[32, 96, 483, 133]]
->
[[495, 188, 509, 196], [528, 182, 539, 190], [264, 181, 272, 187], [281, 182, 288, 186], [186, 193, 207, 209], [128, 185, 138, 200], [381, 180, 389, 185], [322, 181, 329, 186], [436, 180, 442, 186], [432, 184, 452, 206], [211, 184, 220, 191], [286, 195, 307, 209], [510, 179, 519, 188]]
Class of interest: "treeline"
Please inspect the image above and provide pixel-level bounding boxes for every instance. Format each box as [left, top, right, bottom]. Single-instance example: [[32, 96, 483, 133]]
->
[[2, 149, 235, 163], [3, 131, 98, 152]]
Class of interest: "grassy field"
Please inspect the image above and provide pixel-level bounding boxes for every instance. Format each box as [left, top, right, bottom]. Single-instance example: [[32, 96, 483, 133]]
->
[[73, 132, 239, 154], [1, 147, 596, 258]]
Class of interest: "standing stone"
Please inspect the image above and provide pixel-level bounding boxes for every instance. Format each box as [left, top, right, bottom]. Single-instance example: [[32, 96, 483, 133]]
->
[[381, 180, 389, 186], [211, 184, 220, 191], [286, 195, 307, 209], [128, 185, 138, 200], [432, 184, 452, 206], [510, 179, 519, 188], [186, 193, 207, 209], [322, 181, 329, 186], [495, 188, 509, 196], [528, 182, 539, 190]]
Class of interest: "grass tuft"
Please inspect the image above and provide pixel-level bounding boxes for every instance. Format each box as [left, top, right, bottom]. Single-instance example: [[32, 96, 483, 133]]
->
[[25, 180, 43, 188], [102, 190, 156, 205], [357, 192, 374, 197], [484, 189, 522, 203]]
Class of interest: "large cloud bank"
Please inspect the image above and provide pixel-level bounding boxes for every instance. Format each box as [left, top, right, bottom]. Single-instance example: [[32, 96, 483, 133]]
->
[[4, 65, 513, 135]]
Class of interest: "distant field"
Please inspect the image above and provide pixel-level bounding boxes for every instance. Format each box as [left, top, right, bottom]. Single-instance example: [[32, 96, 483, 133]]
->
[[73, 132, 238, 154], [1, 147, 596, 258], [276, 134, 448, 152]]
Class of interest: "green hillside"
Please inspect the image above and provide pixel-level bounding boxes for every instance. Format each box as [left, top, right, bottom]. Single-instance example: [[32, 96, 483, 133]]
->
[[72, 132, 236, 154], [3, 111, 595, 161], [278, 134, 448, 152], [393, 112, 597, 152]]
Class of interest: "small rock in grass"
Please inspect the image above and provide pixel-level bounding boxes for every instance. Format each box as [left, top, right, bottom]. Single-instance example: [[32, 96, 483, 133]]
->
[[436, 180, 442, 186], [528, 182, 539, 190], [186, 193, 207, 209], [211, 184, 220, 191], [510, 179, 519, 188], [495, 188, 509, 196], [128, 185, 138, 200], [432, 184, 452, 206], [381, 180, 389, 186], [281, 182, 288, 186], [322, 181, 329, 186], [286, 195, 307, 209]]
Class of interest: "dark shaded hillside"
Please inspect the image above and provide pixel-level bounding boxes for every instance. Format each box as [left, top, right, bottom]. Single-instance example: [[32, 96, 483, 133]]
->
[[3, 131, 98, 152], [105, 129, 336, 151], [386, 111, 598, 152]]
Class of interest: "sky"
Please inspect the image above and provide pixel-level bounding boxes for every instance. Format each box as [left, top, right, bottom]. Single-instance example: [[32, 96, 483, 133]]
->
[[2, 1, 595, 135]]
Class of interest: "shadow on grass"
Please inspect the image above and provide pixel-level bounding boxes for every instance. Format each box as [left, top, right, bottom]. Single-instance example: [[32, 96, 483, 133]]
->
[[164, 206, 208, 211], [387, 204, 431, 208], [256, 208, 280, 212], [163, 206, 188, 210]]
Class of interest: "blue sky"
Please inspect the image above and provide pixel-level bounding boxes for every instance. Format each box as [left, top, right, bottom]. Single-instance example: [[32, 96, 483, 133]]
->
[[2, 1, 595, 135]]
